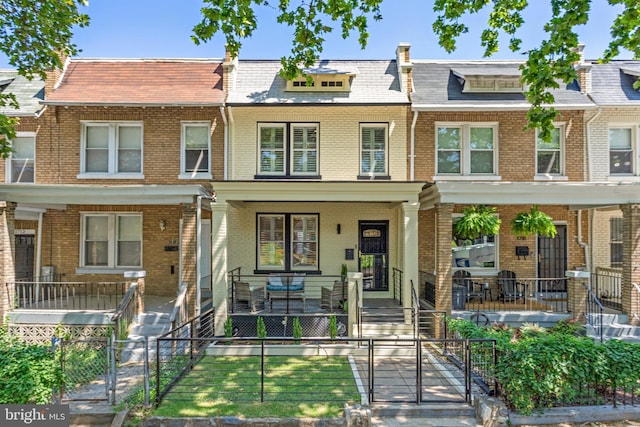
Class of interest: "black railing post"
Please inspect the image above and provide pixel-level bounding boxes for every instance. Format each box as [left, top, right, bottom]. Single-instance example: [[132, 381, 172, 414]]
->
[[368, 339, 374, 404], [260, 340, 265, 402], [155, 337, 160, 406], [465, 339, 471, 403], [416, 337, 422, 404]]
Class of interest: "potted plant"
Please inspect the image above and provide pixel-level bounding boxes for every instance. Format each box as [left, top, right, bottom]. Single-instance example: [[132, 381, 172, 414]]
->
[[511, 205, 557, 237], [340, 263, 348, 283], [454, 205, 501, 240]]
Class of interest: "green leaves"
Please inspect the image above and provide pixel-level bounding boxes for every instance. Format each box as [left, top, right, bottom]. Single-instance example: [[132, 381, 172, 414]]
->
[[511, 204, 557, 237], [195, 0, 382, 80], [454, 205, 501, 240]]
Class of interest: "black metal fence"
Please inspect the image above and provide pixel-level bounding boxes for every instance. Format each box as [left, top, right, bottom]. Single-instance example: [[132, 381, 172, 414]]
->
[[591, 268, 622, 312], [154, 336, 497, 407]]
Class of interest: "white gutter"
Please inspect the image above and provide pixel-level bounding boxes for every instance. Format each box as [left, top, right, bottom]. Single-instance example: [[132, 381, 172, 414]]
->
[[220, 106, 228, 180], [577, 209, 590, 271], [227, 106, 235, 180], [410, 111, 418, 181]]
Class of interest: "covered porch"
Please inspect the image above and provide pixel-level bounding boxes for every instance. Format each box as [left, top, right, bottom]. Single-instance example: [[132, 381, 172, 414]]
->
[[209, 180, 424, 336]]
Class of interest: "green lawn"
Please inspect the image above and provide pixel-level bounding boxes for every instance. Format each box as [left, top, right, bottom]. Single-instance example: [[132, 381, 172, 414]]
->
[[152, 355, 361, 418]]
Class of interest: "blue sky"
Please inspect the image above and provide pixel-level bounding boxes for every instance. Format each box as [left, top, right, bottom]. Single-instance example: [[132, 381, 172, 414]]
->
[[0, 0, 631, 67]]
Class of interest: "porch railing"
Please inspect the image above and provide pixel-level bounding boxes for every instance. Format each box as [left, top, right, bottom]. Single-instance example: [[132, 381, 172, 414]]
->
[[592, 267, 622, 312], [170, 282, 190, 334], [227, 272, 346, 314], [111, 283, 139, 340], [7, 281, 128, 310], [583, 282, 605, 343], [419, 270, 436, 306]]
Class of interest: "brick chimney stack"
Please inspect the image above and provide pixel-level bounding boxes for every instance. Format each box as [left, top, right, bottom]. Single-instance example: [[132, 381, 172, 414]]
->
[[396, 43, 413, 96]]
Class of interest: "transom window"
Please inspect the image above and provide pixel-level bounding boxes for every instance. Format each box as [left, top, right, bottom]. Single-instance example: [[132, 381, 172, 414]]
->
[[257, 213, 318, 271], [80, 122, 143, 178], [7, 132, 35, 183], [609, 127, 635, 175], [437, 123, 497, 175], [536, 126, 564, 176], [81, 213, 142, 269], [360, 124, 388, 177], [258, 123, 318, 177], [180, 122, 211, 179]]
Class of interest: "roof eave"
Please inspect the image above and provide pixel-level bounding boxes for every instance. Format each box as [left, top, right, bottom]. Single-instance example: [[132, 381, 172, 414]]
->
[[411, 103, 596, 111], [41, 101, 225, 107]]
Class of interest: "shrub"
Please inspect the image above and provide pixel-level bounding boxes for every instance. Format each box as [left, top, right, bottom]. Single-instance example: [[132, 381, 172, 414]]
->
[[549, 317, 586, 337], [329, 315, 338, 339], [256, 317, 267, 339], [0, 333, 63, 404], [293, 317, 303, 344]]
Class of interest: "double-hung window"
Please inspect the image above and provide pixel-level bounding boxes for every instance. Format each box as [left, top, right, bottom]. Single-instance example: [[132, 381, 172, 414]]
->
[[436, 123, 497, 177], [609, 127, 635, 175], [536, 126, 565, 177], [80, 122, 143, 178], [7, 132, 35, 183], [258, 123, 318, 177], [180, 122, 211, 179], [257, 213, 318, 271], [360, 124, 388, 178], [81, 213, 142, 269]]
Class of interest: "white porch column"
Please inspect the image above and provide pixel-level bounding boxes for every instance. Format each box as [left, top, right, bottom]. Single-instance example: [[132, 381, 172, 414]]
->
[[211, 202, 229, 336], [402, 202, 420, 321]]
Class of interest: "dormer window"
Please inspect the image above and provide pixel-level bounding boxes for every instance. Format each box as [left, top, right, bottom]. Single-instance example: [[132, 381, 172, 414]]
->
[[452, 67, 525, 93], [285, 62, 358, 92]]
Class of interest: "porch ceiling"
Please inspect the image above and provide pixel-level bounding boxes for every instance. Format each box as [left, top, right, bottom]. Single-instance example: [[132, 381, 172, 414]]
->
[[0, 184, 213, 206], [212, 181, 425, 203], [420, 181, 640, 209]]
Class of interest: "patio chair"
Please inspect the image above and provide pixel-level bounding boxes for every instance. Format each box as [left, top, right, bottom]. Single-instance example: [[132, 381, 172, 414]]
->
[[321, 280, 347, 311], [234, 281, 265, 312], [453, 270, 484, 304], [497, 270, 526, 304]]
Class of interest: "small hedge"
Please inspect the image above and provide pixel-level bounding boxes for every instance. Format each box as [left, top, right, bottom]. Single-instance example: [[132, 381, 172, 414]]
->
[[0, 332, 63, 404], [448, 317, 640, 415]]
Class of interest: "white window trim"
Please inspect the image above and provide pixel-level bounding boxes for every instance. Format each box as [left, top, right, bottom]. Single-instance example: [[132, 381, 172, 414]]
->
[[78, 212, 143, 271], [257, 123, 320, 176], [360, 123, 389, 176], [607, 124, 638, 178], [451, 213, 499, 275], [535, 123, 567, 180], [78, 121, 144, 179], [179, 121, 212, 180], [435, 122, 499, 177], [6, 131, 36, 184], [257, 213, 319, 272]]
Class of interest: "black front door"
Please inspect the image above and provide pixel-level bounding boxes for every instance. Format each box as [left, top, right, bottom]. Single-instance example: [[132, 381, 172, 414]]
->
[[359, 221, 388, 291], [538, 224, 567, 291], [15, 235, 35, 280]]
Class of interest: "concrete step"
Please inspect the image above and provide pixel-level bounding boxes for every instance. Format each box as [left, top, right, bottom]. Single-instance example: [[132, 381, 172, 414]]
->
[[370, 403, 476, 418], [370, 415, 481, 426], [120, 311, 171, 362]]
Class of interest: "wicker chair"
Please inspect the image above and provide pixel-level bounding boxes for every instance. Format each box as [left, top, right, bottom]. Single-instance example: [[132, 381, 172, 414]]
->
[[234, 281, 265, 312], [321, 281, 347, 311]]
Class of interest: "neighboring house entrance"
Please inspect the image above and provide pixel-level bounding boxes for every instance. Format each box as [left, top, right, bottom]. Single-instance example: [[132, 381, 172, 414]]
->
[[359, 221, 388, 291], [538, 224, 567, 292], [15, 234, 34, 280]]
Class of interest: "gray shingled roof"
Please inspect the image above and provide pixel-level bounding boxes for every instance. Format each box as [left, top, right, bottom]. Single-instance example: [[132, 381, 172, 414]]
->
[[226, 60, 408, 104], [590, 61, 640, 105], [0, 70, 44, 116], [411, 61, 593, 110]]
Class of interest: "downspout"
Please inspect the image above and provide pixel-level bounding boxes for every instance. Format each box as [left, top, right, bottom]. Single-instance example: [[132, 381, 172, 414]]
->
[[410, 111, 418, 181], [227, 106, 235, 180], [578, 107, 601, 272], [220, 106, 228, 180], [196, 195, 202, 316], [36, 212, 43, 281]]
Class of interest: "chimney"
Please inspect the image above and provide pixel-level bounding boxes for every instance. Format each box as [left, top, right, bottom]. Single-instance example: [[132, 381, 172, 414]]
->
[[573, 42, 591, 94], [396, 43, 413, 94], [44, 51, 70, 98], [222, 46, 239, 95]]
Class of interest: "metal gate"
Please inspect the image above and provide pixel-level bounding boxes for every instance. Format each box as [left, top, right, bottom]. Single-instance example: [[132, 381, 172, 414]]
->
[[361, 338, 496, 404], [55, 338, 110, 402]]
